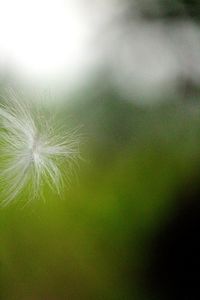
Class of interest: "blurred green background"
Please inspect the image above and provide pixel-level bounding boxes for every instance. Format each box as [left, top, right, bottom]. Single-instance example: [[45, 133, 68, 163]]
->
[[1, 0, 200, 299], [1, 87, 200, 299]]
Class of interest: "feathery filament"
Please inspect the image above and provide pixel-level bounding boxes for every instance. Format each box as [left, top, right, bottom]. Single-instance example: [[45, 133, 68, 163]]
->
[[0, 93, 80, 206]]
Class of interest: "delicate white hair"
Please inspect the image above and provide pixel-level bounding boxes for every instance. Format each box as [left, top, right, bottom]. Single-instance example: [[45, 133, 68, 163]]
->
[[0, 91, 81, 206]]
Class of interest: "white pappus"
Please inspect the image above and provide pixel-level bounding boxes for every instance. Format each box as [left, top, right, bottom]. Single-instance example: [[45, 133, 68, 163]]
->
[[0, 92, 81, 206]]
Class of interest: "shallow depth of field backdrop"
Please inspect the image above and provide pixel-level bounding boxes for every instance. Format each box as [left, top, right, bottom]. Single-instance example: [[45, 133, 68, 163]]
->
[[1, 1, 200, 299]]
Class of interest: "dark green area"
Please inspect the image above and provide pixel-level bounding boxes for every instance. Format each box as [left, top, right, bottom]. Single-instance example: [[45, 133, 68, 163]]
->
[[1, 83, 200, 299]]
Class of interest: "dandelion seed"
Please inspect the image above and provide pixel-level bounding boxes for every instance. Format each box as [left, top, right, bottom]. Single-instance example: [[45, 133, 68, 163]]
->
[[0, 92, 80, 206]]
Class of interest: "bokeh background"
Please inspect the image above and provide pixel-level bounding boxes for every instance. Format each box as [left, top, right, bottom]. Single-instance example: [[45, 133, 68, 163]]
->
[[1, 0, 200, 299]]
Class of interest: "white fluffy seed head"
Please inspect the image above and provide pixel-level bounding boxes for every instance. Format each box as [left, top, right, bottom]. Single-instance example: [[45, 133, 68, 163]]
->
[[0, 91, 81, 206]]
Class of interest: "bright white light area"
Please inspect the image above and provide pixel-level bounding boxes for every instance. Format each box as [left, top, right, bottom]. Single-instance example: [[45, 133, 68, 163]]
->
[[0, 0, 92, 86]]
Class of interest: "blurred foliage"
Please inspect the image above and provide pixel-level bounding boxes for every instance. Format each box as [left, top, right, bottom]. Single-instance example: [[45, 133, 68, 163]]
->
[[1, 82, 200, 299], [132, 0, 200, 20]]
